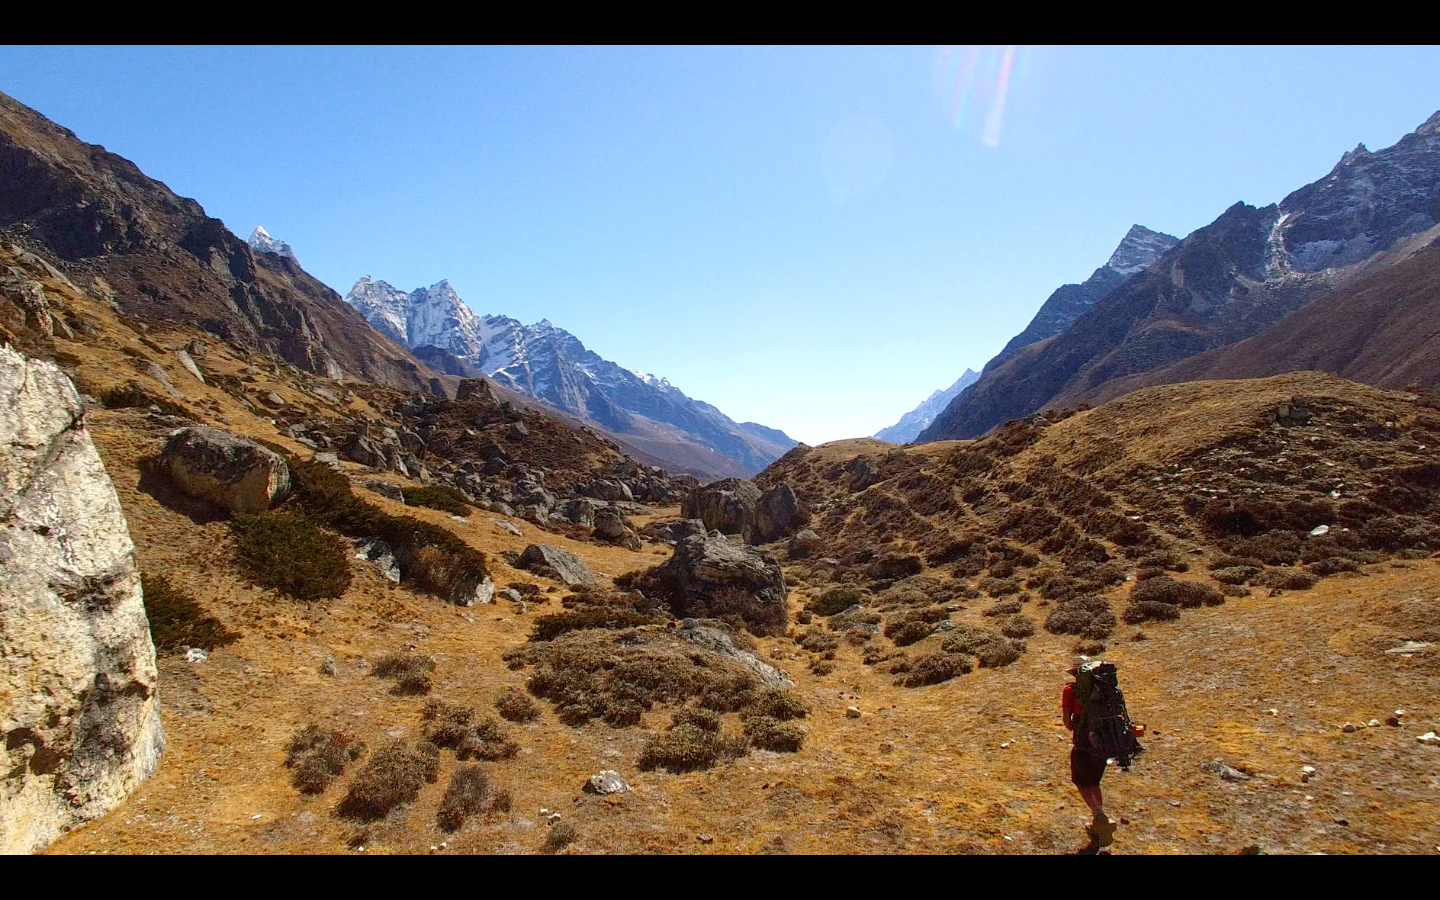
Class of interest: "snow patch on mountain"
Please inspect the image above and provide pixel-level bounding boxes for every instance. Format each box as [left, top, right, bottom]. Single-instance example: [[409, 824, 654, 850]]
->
[[247, 225, 297, 262]]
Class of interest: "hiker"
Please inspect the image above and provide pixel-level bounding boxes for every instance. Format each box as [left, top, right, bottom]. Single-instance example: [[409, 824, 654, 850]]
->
[[1063, 658, 1144, 848]]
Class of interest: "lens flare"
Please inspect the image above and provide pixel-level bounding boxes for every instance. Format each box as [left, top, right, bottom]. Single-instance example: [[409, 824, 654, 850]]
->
[[933, 45, 1033, 149]]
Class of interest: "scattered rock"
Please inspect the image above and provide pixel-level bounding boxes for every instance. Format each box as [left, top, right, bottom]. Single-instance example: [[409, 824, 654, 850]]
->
[[516, 544, 597, 586], [184, 648, 208, 664], [583, 771, 630, 795], [174, 349, 205, 384], [354, 539, 402, 584], [1342, 723, 1357, 733], [492, 518, 523, 537], [845, 706, 861, 719], [160, 425, 291, 514], [644, 532, 788, 632], [320, 656, 337, 676], [754, 483, 804, 543], [1384, 641, 1436, 655], [787, 528, 823, 559], [682, 478, 761, 541], [677, 622, 794, 687], [361, 479, 405, 503], [1418, 732, 1439, 746], [261, 391, 286, 409]]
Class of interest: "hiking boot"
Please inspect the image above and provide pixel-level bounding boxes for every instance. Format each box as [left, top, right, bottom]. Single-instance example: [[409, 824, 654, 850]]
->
[[1092, 815, 1117, 848]]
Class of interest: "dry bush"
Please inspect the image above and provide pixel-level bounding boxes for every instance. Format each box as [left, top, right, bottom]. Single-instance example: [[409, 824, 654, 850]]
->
[[671, 707, 721, 732], [809, 586, 869, 616], [141, 573, 239, 655], [870, 554, 923, 580], [1133, 566, 1167, 582], [798, 626, 839, 653], [883, 607, 948, 647], [437, 766, 510, 832], [1137, 550, 1189, 572], [744, 715, 804, 752], [288, 459, 488, 602], [1192, 498, 1336, 539], [540, 822, 578, 854], [373, 652, 436, 695], [1073, 639, 1107, 655], [638, 723, 747, 773], [507, 628, 806, 728], [1000, 615, 1035, 639], [336, 741, 441, 821], [530, 589, 665, 642], [285, 725, 365, 795], [1360, 515, 1440, 551], [1222, 531, 1303, 566], [1220, 584, 1250, 597], [1122, 600, 1181, 624], [496, 689, 539, 723], [1211, 566, 1261, 585], [979, 576, 1020, 597], [229, 511, 352, 601], [1255, 569, 1319, 591], [828, 607, 881, 632], [1131, 576, 1224, 609], [401, 484, 472, 517], [941, 626, 1023, 668], [983, 599, 1023, 617], [1044, 596, 1115, 637], [1304, 557, 1360, 576], [896, 652, 973, 687]]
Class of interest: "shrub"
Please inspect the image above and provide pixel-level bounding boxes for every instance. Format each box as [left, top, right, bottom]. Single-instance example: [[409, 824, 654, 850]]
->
[[1211, 566, 1261, 585], [437, 766, 503, 832], [1256, 569, 1319, 591], [540, 822, 578, 855], [373, 653, 436, 695], [1304, 556, 1360, 576], [1131, 576, 1224, 609], [1073, 639, 1106, 656], [287, 459, 488, 602], [1222, 531, 1302, 566], [638, 723, 747, 773], [423, 700, 521, 760], [402, 484, 472, 517], [979, 576, 1020, 597], [1138, 550, 1188, 572], [942, 626, 1023, 668], [671, 707, 721, 733], [141, 573, 239, 654], [496, 689, 539, 722], [744, 715, 804, 752], [883, 607, 947, 646], [1133, 566, 1167, 582], [748, 689, 809, 721], [809, 586, 868, 616], [230, 511, 352, 601], [285, 725, 365, 795], [1122, 600, 1180, 624], [1043, 596, 1115, 637], [896, 652, 973, 687], [336, 741, 440, 820], [798, 626, 839, 653], [1000, 615, 1035, 639], [983, 599, 1023, 617]]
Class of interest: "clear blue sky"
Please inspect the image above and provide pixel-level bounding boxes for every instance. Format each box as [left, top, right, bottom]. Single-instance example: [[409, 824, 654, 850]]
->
[[3, 46, 1439, 444]]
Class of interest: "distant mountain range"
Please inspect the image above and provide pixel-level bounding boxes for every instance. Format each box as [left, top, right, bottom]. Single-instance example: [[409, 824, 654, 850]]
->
[[918, 108, 1440, 442], [874, 369, 979, 443], [338, 276, 796, 477]]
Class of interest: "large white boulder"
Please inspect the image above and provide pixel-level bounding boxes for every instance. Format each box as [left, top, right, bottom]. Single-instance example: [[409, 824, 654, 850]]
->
[[0, 347, 164, 854]]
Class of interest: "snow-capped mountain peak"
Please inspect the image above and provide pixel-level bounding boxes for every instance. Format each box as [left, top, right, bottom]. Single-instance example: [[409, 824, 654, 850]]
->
[[1106, 224, 1180, 276], [343, 275, 796, 475], [247, 225, 297, 262]]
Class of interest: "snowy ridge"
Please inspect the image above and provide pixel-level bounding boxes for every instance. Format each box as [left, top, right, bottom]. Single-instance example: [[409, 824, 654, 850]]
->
[[1106, 224, 1180, 276], [875, 369, 979, 443], [343, 276, 797, 474]]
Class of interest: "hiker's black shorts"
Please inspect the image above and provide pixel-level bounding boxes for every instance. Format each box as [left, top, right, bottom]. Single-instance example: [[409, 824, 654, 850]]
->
[[1070, 746, 1107, 788]]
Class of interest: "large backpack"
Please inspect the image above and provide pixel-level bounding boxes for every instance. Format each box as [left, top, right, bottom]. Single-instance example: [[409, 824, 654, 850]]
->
[[1075, 661, 1144, 769]]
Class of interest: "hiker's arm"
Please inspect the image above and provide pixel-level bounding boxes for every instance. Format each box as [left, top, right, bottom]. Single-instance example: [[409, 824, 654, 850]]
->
[[1062, 686, 1075, 730]]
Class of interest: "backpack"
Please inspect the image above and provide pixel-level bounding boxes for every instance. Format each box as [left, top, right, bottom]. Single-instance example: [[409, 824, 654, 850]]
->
[[1075, 661, 1144, 769]]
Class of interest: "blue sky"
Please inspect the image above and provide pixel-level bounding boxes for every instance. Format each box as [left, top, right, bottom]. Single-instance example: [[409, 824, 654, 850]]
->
[[3, 46, 1439, 444]]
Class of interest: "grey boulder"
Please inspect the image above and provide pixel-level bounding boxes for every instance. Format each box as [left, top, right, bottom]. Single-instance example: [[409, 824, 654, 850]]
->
[[517, 544, 597, 586], [161, 425, 291, 514]]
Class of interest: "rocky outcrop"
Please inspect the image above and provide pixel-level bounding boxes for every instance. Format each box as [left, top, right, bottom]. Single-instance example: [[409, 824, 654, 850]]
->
[[639, 532, 788, 633], [160, 425, 291, 514], [639, 519, 706, 545], [1, 348, 164, 854], [680, 478, 805, 545], [682, 478, 760, 539], [516, 544, 597, 586], [592, 507, 641, 550], [754, 483, 805, 543], [787, 528, 824, 559]]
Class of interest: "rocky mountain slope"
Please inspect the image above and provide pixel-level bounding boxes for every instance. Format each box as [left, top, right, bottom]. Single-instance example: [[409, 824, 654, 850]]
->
[[1092, 225, 1440, 401], [921, 109, 1440, 441], [0, 90, 442, 395], [344, 276, 796, 478], [875, 369, 980, 444]]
